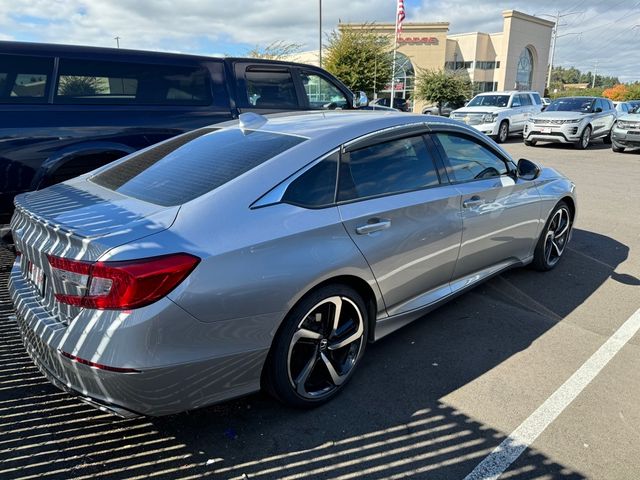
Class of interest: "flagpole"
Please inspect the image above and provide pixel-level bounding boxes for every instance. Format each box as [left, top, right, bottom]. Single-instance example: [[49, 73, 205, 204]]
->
[[391, 1, 399, 110]]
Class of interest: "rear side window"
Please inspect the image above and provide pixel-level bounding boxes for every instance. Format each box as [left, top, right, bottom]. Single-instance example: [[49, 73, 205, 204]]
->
[[531, 92, 542, 105], [55, 58, 212, 105], [92, 128, 306, 206], [245, 68, 299, 108], [0, 54, 52, 103], [519, 94, 532, 106], [282, 152, 338, 208], [338, 136, 440, 202]]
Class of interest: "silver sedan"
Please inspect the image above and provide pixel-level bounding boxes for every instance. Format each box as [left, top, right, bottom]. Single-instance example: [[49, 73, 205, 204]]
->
[[9, 111, 576, 416]]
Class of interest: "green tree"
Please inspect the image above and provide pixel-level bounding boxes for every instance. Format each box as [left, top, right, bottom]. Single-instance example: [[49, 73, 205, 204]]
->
[[323, 24, 393, 97], [57, 76, 102, 97], [246, 41, 303, 60], [414, 68, 472, 115]]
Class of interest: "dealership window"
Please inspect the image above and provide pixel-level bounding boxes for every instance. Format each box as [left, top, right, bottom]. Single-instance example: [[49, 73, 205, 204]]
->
[[476, 61, 496, 70], [473, 81, 497, 95], [55, 58, 212, 105], [445, 61, 473, 70], [379, 52, 414, 106], [515, 47, 534, 91], [0, 54, 52, 103]]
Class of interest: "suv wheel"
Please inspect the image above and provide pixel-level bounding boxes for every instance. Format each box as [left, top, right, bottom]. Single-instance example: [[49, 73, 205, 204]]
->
[[603, 127, 613, 144], [496, 120, 509, 143], [612, 143, 625, 153], [575, 125, 591, 150], [524, 139, 537, 147]]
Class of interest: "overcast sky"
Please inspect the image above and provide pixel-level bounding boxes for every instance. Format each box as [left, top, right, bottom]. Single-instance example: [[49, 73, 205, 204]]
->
[[1, 0, 639, 82]]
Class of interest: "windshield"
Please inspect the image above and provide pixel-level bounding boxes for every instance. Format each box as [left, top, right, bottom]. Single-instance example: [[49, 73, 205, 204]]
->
[[546, 98, 594, 113], [467, 95, 510, 108], [92, 128, 306, 206]]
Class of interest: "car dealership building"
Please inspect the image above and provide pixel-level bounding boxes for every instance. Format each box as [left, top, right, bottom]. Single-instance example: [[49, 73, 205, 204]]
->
[[292, 10, 554, 113]]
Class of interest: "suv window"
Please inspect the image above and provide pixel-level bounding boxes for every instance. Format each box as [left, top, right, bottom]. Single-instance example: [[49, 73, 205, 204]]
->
[[435, 133, 508, 182], [0, 54, 53, 103], [519, 94, 532, 106], [301, 72, 348, 109], [511, 95, 522, 107], [531, 92, 542, 105], [282, 152, 338, 208], [595, 99, 606, 112], [55, 58, 212, 105], [245, 68, 298, 108], [92, 128, 306, 206], [338, 136, 440, 201]]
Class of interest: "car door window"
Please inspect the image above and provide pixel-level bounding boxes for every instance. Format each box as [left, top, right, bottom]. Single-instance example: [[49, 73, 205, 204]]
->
[[0, 54, 52, 103], [520, 94, 532, 106], [531, 93, 542, 105], [245, 68, 298, 108], [301, 72, 349, 109], [338, 136, 440, 202], [510, 95, 521, 108], [435, 133, 508, 183]]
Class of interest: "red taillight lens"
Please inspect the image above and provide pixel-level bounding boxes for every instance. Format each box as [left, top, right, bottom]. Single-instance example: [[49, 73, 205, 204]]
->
[[47, 253, 200, 310]]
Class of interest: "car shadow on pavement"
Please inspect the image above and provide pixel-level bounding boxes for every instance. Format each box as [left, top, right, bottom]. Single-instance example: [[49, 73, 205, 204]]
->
[[0, 227, 630, 479]]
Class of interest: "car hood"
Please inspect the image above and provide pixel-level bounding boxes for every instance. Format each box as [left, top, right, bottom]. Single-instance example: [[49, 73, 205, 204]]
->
[[452, 106, 505, 115], [531, 111, 590, 121], [616, 113, 640, 122]]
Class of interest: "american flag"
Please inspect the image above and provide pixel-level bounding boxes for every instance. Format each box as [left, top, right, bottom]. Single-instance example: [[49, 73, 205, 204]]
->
[[396, 0, 405, 40]]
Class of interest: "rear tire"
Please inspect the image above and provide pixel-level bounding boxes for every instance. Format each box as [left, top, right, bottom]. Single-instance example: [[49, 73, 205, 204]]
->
[[531, 201, 573, 271], [263, 284, 368, 408]]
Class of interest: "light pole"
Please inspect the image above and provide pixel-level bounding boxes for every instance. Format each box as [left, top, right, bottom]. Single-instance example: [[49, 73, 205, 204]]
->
[[114, 36, 120, 48], [318, 0, 322, 67], [536, 11, 582, 90]]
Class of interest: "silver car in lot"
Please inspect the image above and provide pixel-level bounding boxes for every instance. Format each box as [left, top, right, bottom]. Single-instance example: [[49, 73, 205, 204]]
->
[[9, 111, 576, 417], [611, 104, 640, 152], [524, 97, 617, 149]]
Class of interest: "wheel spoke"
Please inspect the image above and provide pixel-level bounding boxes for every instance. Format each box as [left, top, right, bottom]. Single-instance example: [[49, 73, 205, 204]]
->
[[321, 352, 347, 386], [295, 349, 319, 394], [292, 328, 323, 344], [552, 240, 562, 256], [328, 322, 364, 350], [327, 296, 343, 338]]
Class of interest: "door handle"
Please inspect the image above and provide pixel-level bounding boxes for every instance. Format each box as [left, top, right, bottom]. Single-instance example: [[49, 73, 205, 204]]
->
[[355, 219, 391, 235], [463, 196, 484, 208]]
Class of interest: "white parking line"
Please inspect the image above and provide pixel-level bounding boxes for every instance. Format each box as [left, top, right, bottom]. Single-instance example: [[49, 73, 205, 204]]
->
[[464, 306, 640, 480]]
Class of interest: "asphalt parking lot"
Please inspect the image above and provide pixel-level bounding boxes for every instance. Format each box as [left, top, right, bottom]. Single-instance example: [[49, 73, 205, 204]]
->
[[0, 137, 639, 480]]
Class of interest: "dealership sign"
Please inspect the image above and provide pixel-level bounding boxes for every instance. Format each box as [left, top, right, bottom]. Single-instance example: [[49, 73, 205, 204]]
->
[[398, 37, 439, 45]]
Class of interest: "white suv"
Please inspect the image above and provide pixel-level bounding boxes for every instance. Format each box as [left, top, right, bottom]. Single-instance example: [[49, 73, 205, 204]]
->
[[450, 91, 543, 143]]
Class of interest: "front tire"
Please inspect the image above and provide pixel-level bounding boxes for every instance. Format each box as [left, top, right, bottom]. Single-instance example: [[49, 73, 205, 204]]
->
[[612, 144, 625, 153], [532, 201, 573, 271], [263, 284, 368, 408], [524, 138, 537, 147], [574, 125, 591, 150], [496, 120, 509, 143]]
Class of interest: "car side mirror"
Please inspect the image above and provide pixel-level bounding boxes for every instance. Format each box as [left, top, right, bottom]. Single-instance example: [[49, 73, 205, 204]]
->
[[594, 107, 603, 113], [517, 158, 541, 181]]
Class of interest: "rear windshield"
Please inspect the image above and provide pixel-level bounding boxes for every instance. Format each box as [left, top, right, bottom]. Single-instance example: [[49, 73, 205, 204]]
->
[[91, 128, 306, 205]]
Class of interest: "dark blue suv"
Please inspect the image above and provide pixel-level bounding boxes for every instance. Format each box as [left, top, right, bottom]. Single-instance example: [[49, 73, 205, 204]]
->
[[0, 41, 356, 222]]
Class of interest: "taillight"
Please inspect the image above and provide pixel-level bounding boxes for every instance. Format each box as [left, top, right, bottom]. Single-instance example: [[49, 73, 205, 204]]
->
[[47, 253, 200, 310]]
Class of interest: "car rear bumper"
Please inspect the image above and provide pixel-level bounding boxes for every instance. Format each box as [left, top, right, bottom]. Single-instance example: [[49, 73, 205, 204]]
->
[[9, 260, 272, 417]]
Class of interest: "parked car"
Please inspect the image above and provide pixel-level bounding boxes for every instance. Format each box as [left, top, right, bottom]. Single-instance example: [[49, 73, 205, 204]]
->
[[369, 96, 410, 112], [523, 97, 617, 149], [421, 100, 465, 116], [611, 105, 640, 152], [0, 41, 357, 223], [9, 110, 576, 417], [449, 91, 543, 143], [614, 101, 634, 115]]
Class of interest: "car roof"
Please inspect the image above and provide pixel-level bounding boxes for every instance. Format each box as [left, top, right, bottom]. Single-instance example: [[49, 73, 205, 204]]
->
[[0, 40, 328, 70]]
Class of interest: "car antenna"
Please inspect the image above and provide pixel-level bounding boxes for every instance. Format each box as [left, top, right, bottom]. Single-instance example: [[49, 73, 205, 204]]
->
[[238, 112, 268, 133]]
